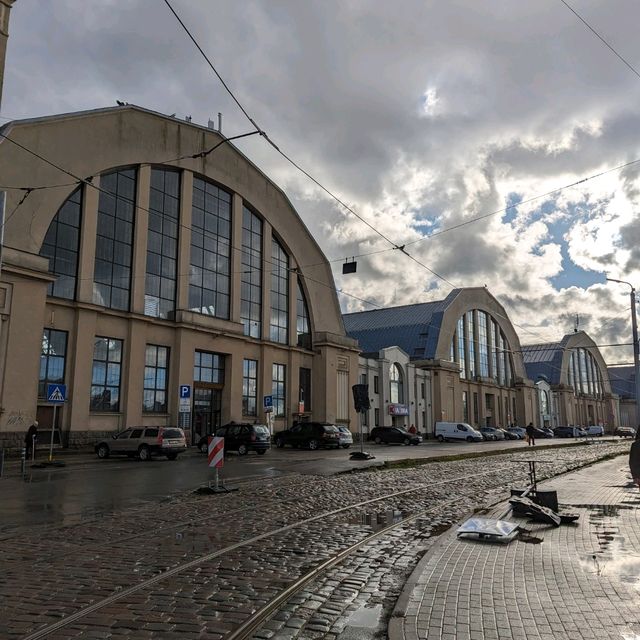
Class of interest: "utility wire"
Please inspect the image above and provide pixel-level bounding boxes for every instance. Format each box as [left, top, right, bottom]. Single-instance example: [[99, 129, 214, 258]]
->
[[559, 0, 640, 82]]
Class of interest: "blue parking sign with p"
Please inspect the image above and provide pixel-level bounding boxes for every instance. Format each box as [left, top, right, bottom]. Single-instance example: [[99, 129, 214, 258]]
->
[[180, 385, 191, 399], [263, 395, 273, 411]]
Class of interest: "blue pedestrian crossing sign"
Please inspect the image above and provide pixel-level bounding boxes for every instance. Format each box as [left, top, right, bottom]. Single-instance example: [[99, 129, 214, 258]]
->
[[47, 384, 66, 404]]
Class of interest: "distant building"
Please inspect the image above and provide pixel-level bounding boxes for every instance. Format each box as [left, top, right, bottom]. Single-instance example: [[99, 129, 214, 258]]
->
[[522, 332, 617, 430], [356, 346, 431, 438], [607, 365, 636, 427], [344, 287, 537, 435], [0, 106, 359, 450]]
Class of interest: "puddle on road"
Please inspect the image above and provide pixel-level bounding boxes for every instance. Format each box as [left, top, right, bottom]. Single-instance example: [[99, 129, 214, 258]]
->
[[345, 603, 383, 629], [577, 504, 640, 591]]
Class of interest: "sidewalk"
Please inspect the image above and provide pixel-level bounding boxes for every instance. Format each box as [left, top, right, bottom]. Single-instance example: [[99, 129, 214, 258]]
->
[[390, 455, 640, 640]]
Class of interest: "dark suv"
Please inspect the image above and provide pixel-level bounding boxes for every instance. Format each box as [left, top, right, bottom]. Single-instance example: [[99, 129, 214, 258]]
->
[[197, 422, 270, 455], [274, 422, 340, 450], [369, 427, 422, 446]]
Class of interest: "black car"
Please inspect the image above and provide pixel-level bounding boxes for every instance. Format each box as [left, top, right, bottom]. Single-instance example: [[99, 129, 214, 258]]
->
[[554, 426, 576, 438], [197, 422, 270, 455], [531, 427, 553, 439], [274, 422, 341, 450], [369, 427, 422, 446]]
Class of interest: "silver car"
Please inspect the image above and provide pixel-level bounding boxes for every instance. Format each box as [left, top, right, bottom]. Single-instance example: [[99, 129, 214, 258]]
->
[[95, 426, 187, 461], [337, 426, 353, 449]]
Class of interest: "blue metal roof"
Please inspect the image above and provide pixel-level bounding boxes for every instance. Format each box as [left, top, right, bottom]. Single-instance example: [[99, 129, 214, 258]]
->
[[608, 365, 635, 399], [343, 290, 460, 359], [521, 342, 564, 384]]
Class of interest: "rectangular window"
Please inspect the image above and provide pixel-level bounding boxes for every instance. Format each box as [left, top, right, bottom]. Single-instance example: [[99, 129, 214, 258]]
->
[[374, 408, 380, 426], [478, 311, 489, 377], [473, 392, 479, 425], [39, 329, 68, 398], [337, 370, 349, 421], [374, 376, 379, 394], [467, 312, 476, 379], [512, 397, 517, 425], [189, 177, 231, 319], [272, 363, 286, 417], [490, 318, 498, 382], [91, 337, 123, 412], [143, 345, 169, 413], [270, 239, 289, 344], [242, 359, 258, 416], [361, 408, 369, 427], [457, 316, 466, 379], [194, 350, 225, 384], [462, 390, 468, 423], [299, 367, 311, 412], [93, 169, 135, 310], [241, 207, 262, 338], [421, 382, 425, 399], [145, 168, 180, 319]]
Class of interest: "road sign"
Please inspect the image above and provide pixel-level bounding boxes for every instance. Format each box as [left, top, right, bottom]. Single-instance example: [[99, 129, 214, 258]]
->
[[263, 395, 273, 413], [208, 436, 224, 468], [179, 385, 191, 399], [47, 384, 66, 404]]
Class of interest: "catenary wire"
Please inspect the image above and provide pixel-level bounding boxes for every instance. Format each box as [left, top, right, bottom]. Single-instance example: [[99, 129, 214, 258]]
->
[[559, 0, 640, 82]]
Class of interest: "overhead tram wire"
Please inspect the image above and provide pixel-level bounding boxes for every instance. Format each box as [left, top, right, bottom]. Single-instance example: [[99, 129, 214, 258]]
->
[[559, 0, 640, 83]]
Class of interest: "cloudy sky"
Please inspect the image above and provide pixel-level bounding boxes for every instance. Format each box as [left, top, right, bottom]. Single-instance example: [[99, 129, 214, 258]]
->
[[3, 0, 640, 365]]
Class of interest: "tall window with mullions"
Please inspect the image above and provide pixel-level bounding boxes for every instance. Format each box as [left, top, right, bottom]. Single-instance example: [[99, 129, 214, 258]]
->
[[40, 187, 82, 300], [241, 207, 262, 337], [270, 238, 289, 344], [93, 169, 135, 310], [189, 177, 231, 318], [296, 278, 311, 349], [145, 168, 180, 319]]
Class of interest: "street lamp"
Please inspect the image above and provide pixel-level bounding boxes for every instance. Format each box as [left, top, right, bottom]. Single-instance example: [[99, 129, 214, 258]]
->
[[606, 277, 640, 427]]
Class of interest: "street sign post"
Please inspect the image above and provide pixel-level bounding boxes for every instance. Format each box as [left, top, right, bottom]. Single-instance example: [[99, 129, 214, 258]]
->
[[46, 384, 66, 462], [179, 384, 191, 413]]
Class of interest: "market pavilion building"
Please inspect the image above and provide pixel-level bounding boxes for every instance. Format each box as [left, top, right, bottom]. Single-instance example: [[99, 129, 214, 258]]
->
[[344, 287, 538, 435], [522, 332, 618, 431], [0, 105, 359, 449]]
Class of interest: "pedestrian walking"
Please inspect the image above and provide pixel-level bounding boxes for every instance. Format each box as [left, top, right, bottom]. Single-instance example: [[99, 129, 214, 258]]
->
[[630, 428, 640, 489], [408, 424, 417, 434], [25, 421, 38, 460], [526, 422, 535, 447]]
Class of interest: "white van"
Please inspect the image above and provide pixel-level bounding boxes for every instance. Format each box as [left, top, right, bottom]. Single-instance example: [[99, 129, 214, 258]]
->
[[435, 421, 483, 443]]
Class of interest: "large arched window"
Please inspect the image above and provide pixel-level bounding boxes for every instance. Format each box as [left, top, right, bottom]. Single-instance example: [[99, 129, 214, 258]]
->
[[270, 238, 289, 344], [452, 309, 514, 386], [540, 389, 549, 415], [296, 278, 311, 349], [189, 176, 231, 318], [390, 363, 403, 403], [240, 206, 262, 338], [569, 348, 603, 399], [40, 186, 82, 300], [93, 169, 135, 310]]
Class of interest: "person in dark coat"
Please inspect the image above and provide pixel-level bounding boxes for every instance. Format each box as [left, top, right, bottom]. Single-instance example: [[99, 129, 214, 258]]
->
[[630, 428, 640, 489], [526, 422, 535, 447], [25, 421, 38, 459]]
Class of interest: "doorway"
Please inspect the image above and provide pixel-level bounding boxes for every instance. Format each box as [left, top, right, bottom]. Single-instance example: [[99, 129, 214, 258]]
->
[[192, 386, 222, 443]]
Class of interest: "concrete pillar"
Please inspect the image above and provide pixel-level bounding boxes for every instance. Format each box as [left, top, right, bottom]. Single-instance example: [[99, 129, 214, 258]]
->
[[77, 180, 99, 304], [230, 194, 243, 323]]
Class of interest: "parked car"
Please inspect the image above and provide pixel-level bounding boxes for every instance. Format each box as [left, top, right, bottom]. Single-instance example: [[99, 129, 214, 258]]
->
[[434, 422, 483, 443], [508, 426, 526, 439], [95, 426, 187, 461], [369, 427, 422, 445], [554, 426, 579, 438], [197, 422, 270, 455], [615, 427, 636, 438], [541, 427, 555, 438], [585, 425, 604, 437], [480, 426, 504, 441], [531, 427, 553, 439], [274, 422, 341, 450], [337, 426, 353, 449], [499, 428, 519, 440]]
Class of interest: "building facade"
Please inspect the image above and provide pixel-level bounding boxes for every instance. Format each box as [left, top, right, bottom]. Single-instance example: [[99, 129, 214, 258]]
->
[[356, 346, 431, 438], [608, 365, 637, 428], [0, 106, 359, 449], [344, 288, 537, 436], [522, 332, 617, 430]]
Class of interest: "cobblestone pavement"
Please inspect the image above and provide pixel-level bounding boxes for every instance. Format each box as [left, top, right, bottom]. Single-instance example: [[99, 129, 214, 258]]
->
[[392, 454, 640, 640], [0, 441, 631, 639]]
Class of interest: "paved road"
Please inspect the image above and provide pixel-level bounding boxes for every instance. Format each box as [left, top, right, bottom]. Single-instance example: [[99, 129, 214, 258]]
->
[[0, 437, 614, 533]]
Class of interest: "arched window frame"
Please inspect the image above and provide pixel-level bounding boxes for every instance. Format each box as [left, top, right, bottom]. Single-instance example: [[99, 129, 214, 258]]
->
[[390, 363, 404, 404]]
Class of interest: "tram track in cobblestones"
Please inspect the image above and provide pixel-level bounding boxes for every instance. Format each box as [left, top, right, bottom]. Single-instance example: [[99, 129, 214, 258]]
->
[[21, 465, 516, 640], [7, 443, 630, 640]]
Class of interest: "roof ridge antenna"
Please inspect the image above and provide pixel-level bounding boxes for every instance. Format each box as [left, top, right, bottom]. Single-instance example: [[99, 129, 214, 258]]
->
[[574, 314, 579, 333]]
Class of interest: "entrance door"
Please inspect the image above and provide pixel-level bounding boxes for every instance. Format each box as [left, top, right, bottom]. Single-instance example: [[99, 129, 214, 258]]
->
[[193, 386, 222, 442]]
